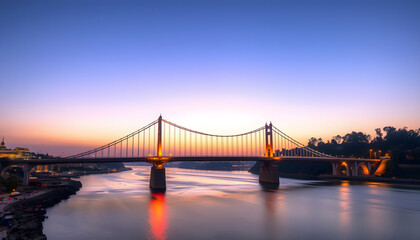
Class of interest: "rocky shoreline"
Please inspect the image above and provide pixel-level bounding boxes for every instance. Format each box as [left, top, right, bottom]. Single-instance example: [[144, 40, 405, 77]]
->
[[3, 180, 82, 240]]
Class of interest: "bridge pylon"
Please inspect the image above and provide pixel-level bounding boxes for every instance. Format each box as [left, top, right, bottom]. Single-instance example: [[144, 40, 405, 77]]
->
[[260, 122, 279, 187], [149, 115, 166, 191], [157, 115, 162, 157], [265, 122, 273, 157]]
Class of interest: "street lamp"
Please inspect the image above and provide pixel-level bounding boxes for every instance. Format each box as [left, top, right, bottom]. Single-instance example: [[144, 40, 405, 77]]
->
[[369, 149, 373, 159], [378, 150, 382, 158]]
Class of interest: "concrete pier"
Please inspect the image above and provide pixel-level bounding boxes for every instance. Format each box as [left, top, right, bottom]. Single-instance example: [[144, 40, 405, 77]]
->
[[23, 168, 30, 186], [150, 166, 166, 190], [259, 162, 279, 186]]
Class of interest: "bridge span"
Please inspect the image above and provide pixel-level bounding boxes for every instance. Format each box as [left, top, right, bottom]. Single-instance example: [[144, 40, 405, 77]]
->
[[0, 116, 381, 189]]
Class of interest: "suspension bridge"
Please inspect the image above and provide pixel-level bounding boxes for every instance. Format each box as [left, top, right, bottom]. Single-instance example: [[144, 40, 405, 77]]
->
[[0, 116, 381, 189]]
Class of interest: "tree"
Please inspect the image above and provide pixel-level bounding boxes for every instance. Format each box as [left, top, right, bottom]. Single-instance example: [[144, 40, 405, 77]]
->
[[308, 137, 318, 148], [375, 128, 383, 138], [342, 132, 370, 144], [333, 135, 342, 144]]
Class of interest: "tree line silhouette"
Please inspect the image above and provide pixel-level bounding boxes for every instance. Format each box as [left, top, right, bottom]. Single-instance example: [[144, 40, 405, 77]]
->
[[308, 126, 420, 177]]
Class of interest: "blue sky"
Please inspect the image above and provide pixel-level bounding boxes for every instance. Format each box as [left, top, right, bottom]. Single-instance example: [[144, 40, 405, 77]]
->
[[0, 0, 419, 155]]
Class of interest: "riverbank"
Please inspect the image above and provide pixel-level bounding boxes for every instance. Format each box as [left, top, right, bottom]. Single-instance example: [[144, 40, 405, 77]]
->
[[3, 179, 82, 240], [1, 167, 131, 239], [322, 175, 420, 185], [263, 172, 420, 185]]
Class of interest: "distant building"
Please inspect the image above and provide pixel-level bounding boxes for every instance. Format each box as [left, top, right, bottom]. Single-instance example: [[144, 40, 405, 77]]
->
[[0, 138, 32, 160]]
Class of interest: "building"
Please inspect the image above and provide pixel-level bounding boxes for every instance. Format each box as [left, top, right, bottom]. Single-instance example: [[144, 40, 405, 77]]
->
[[0, 138, 32, 160]]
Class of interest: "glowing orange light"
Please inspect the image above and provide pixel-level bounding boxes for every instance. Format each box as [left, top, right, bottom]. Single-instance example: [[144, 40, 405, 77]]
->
[[341, 181, 350, 187]]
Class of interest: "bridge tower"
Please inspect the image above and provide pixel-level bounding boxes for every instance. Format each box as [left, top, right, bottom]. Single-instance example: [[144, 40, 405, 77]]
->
[[265, 122, 273, 157], [150, 115, 166, 191], [157, 115, 162, 157], [259, 122, 279, 187]]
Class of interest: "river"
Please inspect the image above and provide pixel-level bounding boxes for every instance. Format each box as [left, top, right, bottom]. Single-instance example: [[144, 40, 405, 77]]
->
[[43, 165, 420, 240]]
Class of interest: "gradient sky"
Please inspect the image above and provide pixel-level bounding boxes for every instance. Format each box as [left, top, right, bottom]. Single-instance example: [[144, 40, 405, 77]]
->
[[1, 0, 419, 156]]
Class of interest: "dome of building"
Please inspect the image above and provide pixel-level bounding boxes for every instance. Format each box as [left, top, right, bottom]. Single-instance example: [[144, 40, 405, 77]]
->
[[0, 138, 5, 149]]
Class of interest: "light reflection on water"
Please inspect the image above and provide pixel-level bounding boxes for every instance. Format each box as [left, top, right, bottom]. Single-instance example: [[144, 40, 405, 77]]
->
[[43, 166, 420, 240], [148, 193, 167, 240]]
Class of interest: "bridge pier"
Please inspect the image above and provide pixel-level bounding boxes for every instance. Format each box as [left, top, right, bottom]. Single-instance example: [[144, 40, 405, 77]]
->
[[259, 162, 279, 186], [331, 162, 339, 176], [20, 163, 33, 186], [351, 162, 359, 176], [150, 166, 166, 190], [23, 165, 31, 186]]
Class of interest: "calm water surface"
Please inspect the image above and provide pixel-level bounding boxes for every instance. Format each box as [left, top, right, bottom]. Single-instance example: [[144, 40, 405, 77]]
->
[[44, 166, 420, 240]]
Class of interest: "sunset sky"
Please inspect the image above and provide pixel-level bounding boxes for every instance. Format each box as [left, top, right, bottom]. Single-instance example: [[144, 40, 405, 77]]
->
[[1, 0, 419, 156]]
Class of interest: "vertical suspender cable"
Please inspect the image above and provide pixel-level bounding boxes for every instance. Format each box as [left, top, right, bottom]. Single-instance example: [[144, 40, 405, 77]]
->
[[148, 127, 150, 156], [246, 134, 248, 156], [154, 124, 156, 156], [226, 137, 228, 156], [173, 126, 175, 156], [162, 123, 165, 156], [241, 135, 243, 156], [168, 124, 171, 155], [222, 137, 224, 156], [210, 136, 213, 156], [250, 134, 253, 156], [235, 136, 238, 156], [218, 136, 220, 156]]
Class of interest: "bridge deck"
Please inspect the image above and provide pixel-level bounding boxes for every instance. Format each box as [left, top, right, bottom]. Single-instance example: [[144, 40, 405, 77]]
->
[[3, 156, 381, 165]]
